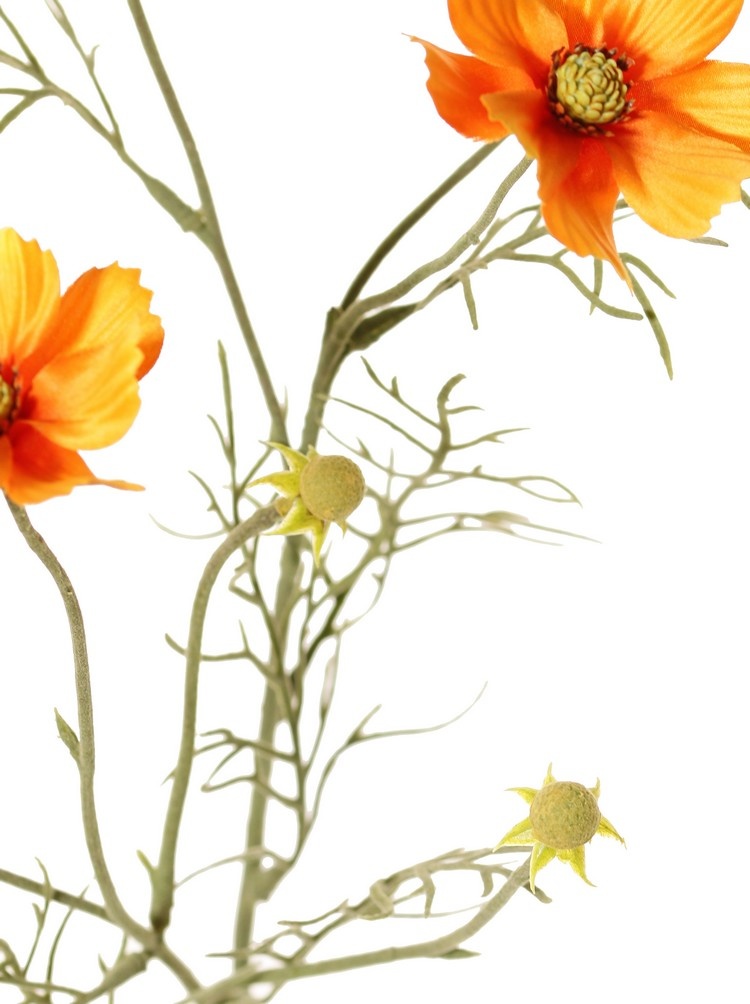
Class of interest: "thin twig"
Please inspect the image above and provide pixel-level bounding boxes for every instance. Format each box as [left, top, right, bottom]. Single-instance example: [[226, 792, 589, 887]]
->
[[301, 156, 532, 447], [6, 499, 201, 996], [125, 0, 287, 441], [341, 140, 503, 306], [149, 505, 280, 934], [183, 859, 531, 1001]]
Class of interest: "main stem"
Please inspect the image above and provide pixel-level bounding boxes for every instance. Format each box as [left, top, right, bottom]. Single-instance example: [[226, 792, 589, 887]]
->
[[232, 684, 279, 959], [232, 540, 300, 964], [232, 151, 531, 964]]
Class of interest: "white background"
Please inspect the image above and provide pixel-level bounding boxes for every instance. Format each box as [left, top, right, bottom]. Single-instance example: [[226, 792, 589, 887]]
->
[[0, 2, 748, 1002]]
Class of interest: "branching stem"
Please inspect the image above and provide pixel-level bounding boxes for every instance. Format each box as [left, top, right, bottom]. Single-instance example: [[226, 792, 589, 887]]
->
[[189, 859, 530, 1002], [301, 155, 532, 447], [341, 140, 503, 307], [125, 0, 286, 441]]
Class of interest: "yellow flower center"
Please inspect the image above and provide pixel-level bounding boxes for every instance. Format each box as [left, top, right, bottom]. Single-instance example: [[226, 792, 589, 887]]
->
[[548, 45, 634, 136], [299, 454, 365, 523], [0, 371, 19, 432], [529, 781, 601, 849]]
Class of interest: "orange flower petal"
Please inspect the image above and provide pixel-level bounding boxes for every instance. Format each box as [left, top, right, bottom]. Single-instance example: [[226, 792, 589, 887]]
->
[[418, 0, 750, 282], [600, 0, 743, 79], [536, 0, 613, 47], [0, 229, 60, 371], [1, 424, 141, 505], [481, 86, 549, 159], [539, 137, 624, 279], [49, 264, 162, 375], [0, 436, 11, 487], [638, 61, 750, 153], [413, 38, 528, 140], [25, 264, 164, 450], [483, 87, 625, 278], [610, 108, 750, 238], [24, 341, 142, 450], [448, 0, 563, 83]]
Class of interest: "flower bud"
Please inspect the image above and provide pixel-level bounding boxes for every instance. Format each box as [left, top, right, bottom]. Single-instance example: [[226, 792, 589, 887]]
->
[[529, 781, 601, 850], [299, 454, 365, 524]]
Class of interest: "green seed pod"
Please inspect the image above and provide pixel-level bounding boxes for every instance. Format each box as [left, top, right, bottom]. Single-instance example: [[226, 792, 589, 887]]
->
[[299, 454, 365, 524], [529, 780, 601, 849]]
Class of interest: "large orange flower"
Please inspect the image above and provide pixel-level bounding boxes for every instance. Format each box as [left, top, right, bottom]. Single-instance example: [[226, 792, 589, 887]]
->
[[416, 0, 750, 278], [0, 228, 163, 504]]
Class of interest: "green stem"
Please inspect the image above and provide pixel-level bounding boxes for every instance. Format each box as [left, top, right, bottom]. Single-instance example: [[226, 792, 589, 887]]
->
[[6, 500, 200, 995], [47, 0, 122, 138], [231, 684, 279, 963], [8, 501, 154, 940], [73, 952, 149, 1004], [0, 867, 109, 924], [301, 155, 532, 447], [125, 0, 287, 442], [232, 152, 529, 959], [0, 7, 42, 73], [149, 505, 280, 934], [195, 859, 531, 1002], [231, 536, 300, 964], [341, 140, 502, 307]]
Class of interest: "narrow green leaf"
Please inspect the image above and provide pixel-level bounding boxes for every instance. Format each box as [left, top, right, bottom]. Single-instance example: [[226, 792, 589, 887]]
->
[[623, 261, 673, 378], [460, 272, 479, 329], [136, 850, 155, 879], [54, 709, 79, 763], [348, 303, 418, 353]]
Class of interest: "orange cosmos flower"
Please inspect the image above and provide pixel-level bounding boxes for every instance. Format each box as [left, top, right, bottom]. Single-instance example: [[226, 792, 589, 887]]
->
[[0, 228, 163, 504], [415, 0, 750, 279]]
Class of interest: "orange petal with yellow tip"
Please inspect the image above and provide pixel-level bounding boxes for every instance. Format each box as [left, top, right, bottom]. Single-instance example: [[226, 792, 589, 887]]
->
[[49, 264, 162, 379], [448, 0, 563, 83], [0, 229, 60, 370], [610, 108, 750, 239], [599, 0, 744, 79], [638, 61, 750, 153], [0, 230, 163, 503], [23, 265, 163, 451]]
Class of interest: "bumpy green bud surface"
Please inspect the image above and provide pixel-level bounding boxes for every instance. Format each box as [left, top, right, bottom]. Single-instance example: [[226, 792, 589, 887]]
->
[[299, 454, 365, 523], [530, 780, 601, 849]]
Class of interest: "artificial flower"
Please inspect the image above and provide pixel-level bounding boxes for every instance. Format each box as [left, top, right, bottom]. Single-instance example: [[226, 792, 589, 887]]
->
[[415, 0, 750, 279], [0, 228, 163, 504], [495, 764, 624, 891], [250, 443, 365, 564]]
